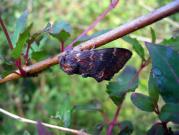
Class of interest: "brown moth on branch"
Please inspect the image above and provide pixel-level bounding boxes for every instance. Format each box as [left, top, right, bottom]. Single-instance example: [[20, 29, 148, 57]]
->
[[0, 0, 179, 84], [59, 48, 132, 82]]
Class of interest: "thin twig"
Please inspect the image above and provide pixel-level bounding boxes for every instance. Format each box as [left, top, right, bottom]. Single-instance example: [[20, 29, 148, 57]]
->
[[106, 57, 151, 135], [0, 0, 179, 84], [0, 16, 14, 49], [75, 0, 179, 51], [66, 0, 119, 49], [24, 42, 31, 65], [107, 101, 123, 135], [0, 108, 90, 135]]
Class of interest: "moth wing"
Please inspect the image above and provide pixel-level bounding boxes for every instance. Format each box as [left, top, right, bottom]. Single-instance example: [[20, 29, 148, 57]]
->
[[74, 48, 132, 82]]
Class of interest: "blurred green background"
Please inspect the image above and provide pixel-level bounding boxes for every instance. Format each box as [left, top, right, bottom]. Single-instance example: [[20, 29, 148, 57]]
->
[[0, 0, 178, 135]]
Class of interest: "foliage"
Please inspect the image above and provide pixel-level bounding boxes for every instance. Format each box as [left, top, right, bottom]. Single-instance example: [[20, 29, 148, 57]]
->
[[0, 0, 179, 135]]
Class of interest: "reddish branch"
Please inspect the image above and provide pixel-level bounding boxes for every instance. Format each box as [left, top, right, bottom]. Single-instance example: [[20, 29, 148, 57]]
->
[[66, 0, 119, 49], [0, 0, 179, 84], [0, 16, 27, 76], [107, 101, 123, 135], [0, 17, 13, 49], [24, 42, 31, 65], [107, 57, 151, 135], [154, 104, 170, 134]]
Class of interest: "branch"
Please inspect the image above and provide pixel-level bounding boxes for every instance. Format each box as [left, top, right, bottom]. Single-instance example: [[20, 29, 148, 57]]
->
[[0, 0, 179, 84], [0, 108, 90, 135], [66, 0, 119, 49], [139, 1, 179, 28], [0, 16, 13, 49], [107, 100, 123, 135]]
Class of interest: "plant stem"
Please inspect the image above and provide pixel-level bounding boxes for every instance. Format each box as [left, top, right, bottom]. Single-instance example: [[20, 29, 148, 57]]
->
[[154, 105, 169, 135], [163, 122, 170, 135], [24, 42, 31, 65], [60, 41, 65, 52], [0, 16, 14, 49], [66, 0, 119, 50], [0, 108, 90, 135], [107, 103, 122, 135], [154, 104, 160, 115]]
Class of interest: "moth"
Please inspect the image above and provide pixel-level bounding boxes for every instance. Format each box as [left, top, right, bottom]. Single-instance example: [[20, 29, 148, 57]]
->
[[59, 48, 132, 82]]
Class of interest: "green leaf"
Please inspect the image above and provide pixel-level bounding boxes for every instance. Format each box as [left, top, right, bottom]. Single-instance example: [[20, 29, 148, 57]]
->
[[12, 10, 29, 46], [29, 36, 48, 60], [74, 101, 101, 111], [119, 121, 133, 135], [107, 66, 138, 105], [159, 103, 179, 123], [0, 57, 15, 78], [131, 93, 155, 112], [146, 42, 179, 103], [50, 21, 72, 42], [31, 51, 46, 61], [23, 130, 31, 135], [54, 95, 72, 127], [11, 24, 32, 59], [161, 37, 179, 51], [150, 27, 156, 43], [123, 36, 145, 60], [148, 72, 159, 104], [28, 23, 51, 47], [147, 123, 165, 135], [38, 36, 48, 49]]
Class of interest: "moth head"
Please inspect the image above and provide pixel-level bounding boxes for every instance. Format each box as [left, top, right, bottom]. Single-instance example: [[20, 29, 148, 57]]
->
[[59, 51, 79, 74]]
